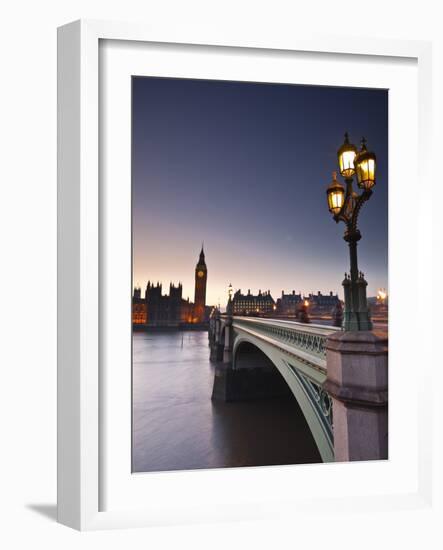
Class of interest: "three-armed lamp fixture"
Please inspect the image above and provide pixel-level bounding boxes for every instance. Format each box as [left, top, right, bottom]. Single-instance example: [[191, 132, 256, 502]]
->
[[326, 132, 377, 331]]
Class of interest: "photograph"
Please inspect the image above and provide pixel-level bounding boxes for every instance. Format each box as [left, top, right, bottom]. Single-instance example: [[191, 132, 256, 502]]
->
[[131, 76, 388, 473]]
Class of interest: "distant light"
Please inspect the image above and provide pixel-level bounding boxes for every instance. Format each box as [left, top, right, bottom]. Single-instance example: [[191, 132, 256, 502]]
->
[[377, 288, 387, 301]]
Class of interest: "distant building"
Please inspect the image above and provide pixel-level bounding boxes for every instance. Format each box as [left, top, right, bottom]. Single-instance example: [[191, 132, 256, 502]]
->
[[276, 290, 303, 316], [232, 289, 276, 316], [193, 246, 208, 323], [132, 287, 147, 325], [132, 247, 209, 327], [306, 291, 340, 314], [230, 288, 340, 318], [143, 282, 190, 326], [275, 290, 340, 318]]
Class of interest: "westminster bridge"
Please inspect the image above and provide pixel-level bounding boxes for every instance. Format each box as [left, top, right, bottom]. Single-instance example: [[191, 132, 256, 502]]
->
[[209, 313, 388, 463]]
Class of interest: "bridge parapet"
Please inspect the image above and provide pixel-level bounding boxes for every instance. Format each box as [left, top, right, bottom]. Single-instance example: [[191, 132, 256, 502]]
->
[[232, 317, 340, 365]]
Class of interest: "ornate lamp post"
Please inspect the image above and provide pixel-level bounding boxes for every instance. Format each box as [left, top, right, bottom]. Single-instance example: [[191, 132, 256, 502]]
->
[[326, 133, 376, 331], [226, 283, 233, 316], [222, 283, 234, 363]]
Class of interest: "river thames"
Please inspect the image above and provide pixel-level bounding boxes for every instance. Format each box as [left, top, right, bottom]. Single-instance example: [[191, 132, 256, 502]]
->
[[132, 330, 321, 473]]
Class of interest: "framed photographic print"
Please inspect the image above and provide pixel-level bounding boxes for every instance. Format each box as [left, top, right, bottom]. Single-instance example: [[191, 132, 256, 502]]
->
[[130, 76, 387, 471], [57, 20, 433, 530]]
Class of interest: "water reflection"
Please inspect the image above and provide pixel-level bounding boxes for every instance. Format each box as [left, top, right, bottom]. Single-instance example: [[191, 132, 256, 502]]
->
[[132, 330, 320, 472]]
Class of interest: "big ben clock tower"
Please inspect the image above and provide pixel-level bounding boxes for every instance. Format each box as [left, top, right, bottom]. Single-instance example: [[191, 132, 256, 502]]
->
[[194, 245, 207, 323]]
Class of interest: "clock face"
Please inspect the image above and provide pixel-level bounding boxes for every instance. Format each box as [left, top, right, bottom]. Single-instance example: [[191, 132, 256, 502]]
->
[[197, 270, 205, 278]]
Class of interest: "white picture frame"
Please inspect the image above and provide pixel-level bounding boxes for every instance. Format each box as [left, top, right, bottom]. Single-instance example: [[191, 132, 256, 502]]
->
[[57, 19, 433, 531]]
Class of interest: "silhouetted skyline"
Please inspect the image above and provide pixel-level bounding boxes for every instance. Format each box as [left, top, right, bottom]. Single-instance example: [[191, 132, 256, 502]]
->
[[132, 76, 388, 305]]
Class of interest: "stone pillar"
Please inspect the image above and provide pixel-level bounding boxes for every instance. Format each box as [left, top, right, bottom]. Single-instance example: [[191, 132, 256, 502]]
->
[[208, 316, 214, 342], [223, 317, 233, 364], [324, 330, 388, 462], [222, 298, 234, 364], [212, 304, 233, 400], [209, 312, 221, 361]]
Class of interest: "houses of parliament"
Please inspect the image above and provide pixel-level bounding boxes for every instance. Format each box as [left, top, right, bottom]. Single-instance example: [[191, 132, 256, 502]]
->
[[132, 246, 210, 328]]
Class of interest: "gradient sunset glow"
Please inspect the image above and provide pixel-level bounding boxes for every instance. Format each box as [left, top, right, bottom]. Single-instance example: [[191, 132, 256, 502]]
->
[[132, 77, 388, 306]]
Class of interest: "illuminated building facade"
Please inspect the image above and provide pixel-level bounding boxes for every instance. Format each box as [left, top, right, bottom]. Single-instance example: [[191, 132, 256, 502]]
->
[[132, 247, 208, 327], [232, 289, 276, 316], [132, 287, 147, 324], [193, 246, 207, 323], [306, 291, 340, 312], [276, 290, 303, 316], [276, 290, 341, 318]]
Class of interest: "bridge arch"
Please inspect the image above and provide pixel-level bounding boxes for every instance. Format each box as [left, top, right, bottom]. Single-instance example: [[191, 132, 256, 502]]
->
[[215, 326, 225, 361], [232, 333, 334, 462], [233, 335, 277, 369], [234, 340, 278, 370]]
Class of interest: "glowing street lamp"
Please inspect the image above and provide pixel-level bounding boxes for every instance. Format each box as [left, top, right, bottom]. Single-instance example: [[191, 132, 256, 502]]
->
[[355, 138, 376, 191], [326, 133, 377, 331], [337, 132, 358, 178], [327, 172, 345, 215], [226, 283, 234, 319]]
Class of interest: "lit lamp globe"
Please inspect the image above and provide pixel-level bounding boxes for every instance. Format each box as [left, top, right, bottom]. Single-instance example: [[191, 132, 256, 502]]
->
[[327, 171, 345, 215], [337, 132, 358, 178], [354, 138, 376, 190]]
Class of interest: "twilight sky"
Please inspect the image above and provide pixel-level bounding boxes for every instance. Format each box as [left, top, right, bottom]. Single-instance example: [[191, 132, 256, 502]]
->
[[132, 76, 388, 306]]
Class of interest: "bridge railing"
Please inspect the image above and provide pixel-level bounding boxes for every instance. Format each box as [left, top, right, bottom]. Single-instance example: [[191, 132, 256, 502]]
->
[[229, 316, 341, 365]]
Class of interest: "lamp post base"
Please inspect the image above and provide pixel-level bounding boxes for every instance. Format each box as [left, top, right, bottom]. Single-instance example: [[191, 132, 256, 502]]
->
[[342, 271, 373, 331], [343, 311, 372, 331]]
